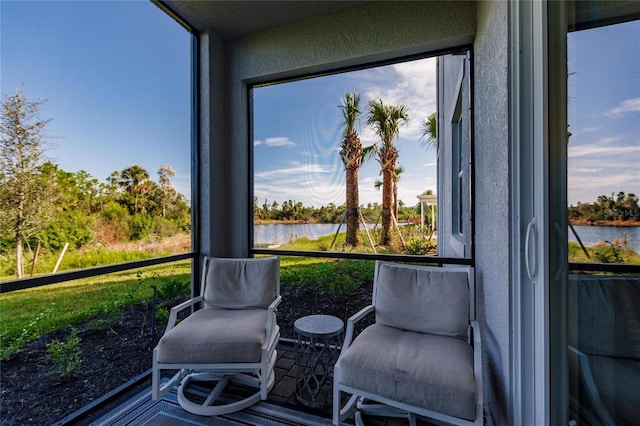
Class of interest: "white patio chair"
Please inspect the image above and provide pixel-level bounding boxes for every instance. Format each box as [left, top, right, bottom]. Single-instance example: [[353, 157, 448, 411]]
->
[[333, 261, 483, 426], [152, 256, 281, 416]]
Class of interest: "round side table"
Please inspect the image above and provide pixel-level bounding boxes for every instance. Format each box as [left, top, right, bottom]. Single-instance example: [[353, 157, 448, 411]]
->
[[294, 314, 344, 408]]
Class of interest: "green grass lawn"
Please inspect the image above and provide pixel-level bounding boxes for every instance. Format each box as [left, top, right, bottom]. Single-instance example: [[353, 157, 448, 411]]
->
[[0, 261, 191, 359], [0, 247, 374, 359]]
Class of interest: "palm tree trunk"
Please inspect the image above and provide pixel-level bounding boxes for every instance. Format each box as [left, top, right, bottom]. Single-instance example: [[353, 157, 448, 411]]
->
[[379, 145, 398, 246], [381, 167, 394, 246], [393, 183, 398, 220], [345, 167, 360, 246]]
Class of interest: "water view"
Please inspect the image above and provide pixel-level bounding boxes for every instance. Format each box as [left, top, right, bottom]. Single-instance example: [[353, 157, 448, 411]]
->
[[568, 225, 639, 252], [255, 223, 354, 246], [255, 223, 640, 253]]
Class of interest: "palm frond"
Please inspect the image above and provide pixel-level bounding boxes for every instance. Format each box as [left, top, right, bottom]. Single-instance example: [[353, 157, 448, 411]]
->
[[419, 112, 437, 150], [340, 92, 361, 135]]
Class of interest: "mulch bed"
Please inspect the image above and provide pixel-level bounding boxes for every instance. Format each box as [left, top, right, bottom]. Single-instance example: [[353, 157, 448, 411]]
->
[[0, 283, 373, 425]]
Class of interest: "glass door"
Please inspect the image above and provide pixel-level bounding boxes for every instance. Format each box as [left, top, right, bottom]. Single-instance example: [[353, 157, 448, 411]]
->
[[549, 2, 640, 424]]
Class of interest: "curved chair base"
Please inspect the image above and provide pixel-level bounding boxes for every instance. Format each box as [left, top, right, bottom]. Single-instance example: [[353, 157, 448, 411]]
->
[[177, 370, 275, 416]]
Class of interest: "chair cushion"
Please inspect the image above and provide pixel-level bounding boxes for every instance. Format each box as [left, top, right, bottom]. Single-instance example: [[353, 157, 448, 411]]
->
[[586, 354, 640, 426], [203, 257, 279, 309], [375, 263, 469, 338], [155, 308, 275, 364], [336, 324, 476, 421]]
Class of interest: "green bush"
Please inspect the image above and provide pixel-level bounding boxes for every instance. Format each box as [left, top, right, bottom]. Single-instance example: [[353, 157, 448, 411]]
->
[[130, 213, 156, 240], [39, 209, 93, 250], [404, 237, 436, 255], [326, 272, 361, 300], [102, 201, 129, 220], [156, 278, 190, 301], [46, 328, 82, 377]]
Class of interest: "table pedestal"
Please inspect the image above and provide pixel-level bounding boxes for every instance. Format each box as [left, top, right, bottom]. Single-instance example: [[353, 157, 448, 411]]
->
[[294, 315, 344, 408]]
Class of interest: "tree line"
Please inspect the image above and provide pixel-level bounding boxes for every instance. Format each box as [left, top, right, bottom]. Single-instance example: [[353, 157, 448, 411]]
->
[[253, 197, 423, 224], [1, 90, 190, 278], [569, 192, 639, 224]]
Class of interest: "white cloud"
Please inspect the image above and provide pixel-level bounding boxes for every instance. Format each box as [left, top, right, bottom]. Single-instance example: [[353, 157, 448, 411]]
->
[[254, 136, 296, 147], [568, 141, 638, 158], [255, 162, 333, 180], [605, 97, 640, 118], [359, 57, 437, 144], [568, 171, 640, 205]]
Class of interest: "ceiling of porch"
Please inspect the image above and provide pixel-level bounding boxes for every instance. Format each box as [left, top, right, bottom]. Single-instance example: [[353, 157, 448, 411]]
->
[[161, 1, 370, 39]]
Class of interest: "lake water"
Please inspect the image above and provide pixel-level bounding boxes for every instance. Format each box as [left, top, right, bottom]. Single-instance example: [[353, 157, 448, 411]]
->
[[255, 223, 640, 252], [254, 223, 371, 246], [568, 225, 640, 252]]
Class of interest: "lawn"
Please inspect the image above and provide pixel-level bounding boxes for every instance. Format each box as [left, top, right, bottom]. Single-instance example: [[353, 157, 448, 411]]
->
[[0, 248, 375, 359], [0, 261, 191, 359]]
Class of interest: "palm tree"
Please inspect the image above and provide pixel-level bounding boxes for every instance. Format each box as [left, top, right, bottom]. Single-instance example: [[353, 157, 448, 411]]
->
[[118, 165, 152, 213], [419, 112, 437, 151], [339, 93, 363, 247], [374, 165, 404, 221], [367, 99, 409, 246]]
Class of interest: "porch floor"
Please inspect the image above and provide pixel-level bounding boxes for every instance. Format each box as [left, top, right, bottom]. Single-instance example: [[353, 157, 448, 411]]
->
[[70, 339, 435, 425]]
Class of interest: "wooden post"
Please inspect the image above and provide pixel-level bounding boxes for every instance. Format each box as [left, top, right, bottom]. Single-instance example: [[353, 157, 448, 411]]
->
[[30, 241, 41, 277], [53, 243, 69, 274]]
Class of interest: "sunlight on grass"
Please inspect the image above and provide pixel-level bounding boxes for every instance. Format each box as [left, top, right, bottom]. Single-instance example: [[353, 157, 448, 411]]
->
[[0, 261, 190, 359], [568, 241, 640, 264]]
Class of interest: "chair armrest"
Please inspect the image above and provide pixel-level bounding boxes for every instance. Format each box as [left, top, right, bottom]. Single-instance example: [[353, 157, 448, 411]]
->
[[470, 321, 483, 406], [266, 295, 283, 341], [165, 296, 204, 334], [568, 345, 616, 426], [341, 305, 375, 355]]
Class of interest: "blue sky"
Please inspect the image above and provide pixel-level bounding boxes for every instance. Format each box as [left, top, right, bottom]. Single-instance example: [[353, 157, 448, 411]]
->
[[2, 2, 637, 208], [1, 0, 191, 196], [254, 57, 438, 209], [567, 20, 640, 205]]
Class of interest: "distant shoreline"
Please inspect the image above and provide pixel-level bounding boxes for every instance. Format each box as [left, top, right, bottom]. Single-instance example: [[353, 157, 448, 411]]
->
[[570, 219, 640, 227], [254, 219, 323, 225]]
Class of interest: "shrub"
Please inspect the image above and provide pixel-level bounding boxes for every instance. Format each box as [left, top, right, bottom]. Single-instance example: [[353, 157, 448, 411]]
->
[[404, 237, 436, 255], [326, 272, 361, 300], [46, 328, 82, 377], [130, 213, 156, 240], [156, 278, 190, 301], [39, 209, 93, 250]]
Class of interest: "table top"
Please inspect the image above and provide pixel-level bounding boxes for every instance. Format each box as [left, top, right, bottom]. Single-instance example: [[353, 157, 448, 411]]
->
[[294, 314, 344, 337]]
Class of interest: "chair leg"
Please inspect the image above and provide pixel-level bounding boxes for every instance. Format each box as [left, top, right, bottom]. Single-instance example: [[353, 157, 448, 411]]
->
[[177, 372, 263, 416], [333, 385, 340, 425]]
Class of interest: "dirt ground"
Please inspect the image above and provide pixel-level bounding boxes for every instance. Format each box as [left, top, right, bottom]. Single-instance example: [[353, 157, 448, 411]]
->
[[0, 283, 374, 425]]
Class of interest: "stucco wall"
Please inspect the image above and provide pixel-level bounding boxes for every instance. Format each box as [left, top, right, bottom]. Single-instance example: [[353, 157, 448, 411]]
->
[[473, 1, 511, 425], [199, 1, 477, 257]]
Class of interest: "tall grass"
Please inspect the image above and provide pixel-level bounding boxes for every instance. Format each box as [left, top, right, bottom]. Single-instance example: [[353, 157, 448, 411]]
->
[[568, 241, 640, 264], [0, 246, 167, 281]]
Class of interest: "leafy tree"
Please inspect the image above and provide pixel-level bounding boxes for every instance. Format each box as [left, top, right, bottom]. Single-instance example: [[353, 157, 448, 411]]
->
[[339, 93, 364, 247], [157, 164, 177, 217], [367, 99, 409, 245], [39, 210, 92, 251], [0, 90, 57, 278]]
